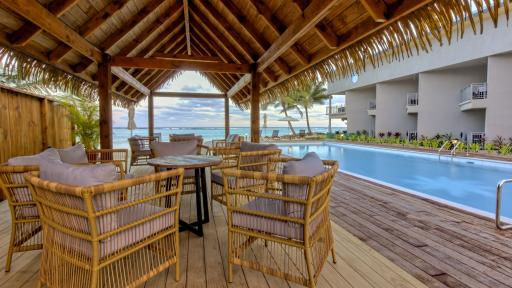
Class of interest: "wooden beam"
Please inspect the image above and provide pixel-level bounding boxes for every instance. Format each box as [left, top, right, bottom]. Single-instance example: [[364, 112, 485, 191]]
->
[[9, 0, 79, 46], [48, 0, 130, 63], [74, 0, 167, 73], [1, 0, 102, 62], [112, 56, 251, 74], [111, 67, 150, 96], [41, 98, 50, 149], [98, 54, 113, 149], [315, 22, 339, 49], [250, 66, 261, 143], [152, 53, 222, 62], [257, 0, 339, 72], [359, 0, 388, 22], [153, 91, 226, 99], [148, 92, 154, 137], [227, 74, 251, 98], [225, 96, 230, 138], [184, 0, 191, 55]]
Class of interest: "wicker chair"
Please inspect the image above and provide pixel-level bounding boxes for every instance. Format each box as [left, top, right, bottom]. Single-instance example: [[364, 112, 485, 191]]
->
[[223, 157, 338, 288], [210, 145, 281, 206], [25, 169, 184, 288], [86, 149, 129, 174], [128, 136, 158, 169], [211, 134, 244, 148], [169, 134, 204, 146], [0, 165, 42, 272]]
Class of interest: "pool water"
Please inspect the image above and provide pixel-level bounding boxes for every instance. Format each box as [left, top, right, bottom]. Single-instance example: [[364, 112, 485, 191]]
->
[[278, 142, 512, 219]]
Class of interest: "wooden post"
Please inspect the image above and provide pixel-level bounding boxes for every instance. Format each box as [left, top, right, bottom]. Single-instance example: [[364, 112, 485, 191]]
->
[[328, 95, 332, 133], [148, 91, 154, 137], [98, 53, 113, 149], [40, 98, 49, 149], [250, 65, 261, 143], [224, 95, 230, 138]]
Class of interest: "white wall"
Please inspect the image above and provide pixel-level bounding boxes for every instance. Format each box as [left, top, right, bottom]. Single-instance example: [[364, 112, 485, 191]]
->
[[485, 53, 512, 140], [417, 67, 487, 138], [375, 79, 418, 135], [345, 87, 375, 134], [328, 13, 512, 94]]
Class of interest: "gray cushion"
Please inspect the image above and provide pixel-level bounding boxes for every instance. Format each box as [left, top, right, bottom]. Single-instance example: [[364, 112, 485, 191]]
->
[[150, 140, 198, 157], [282, 152, 325, 218], [240, 142, 279, 152], [57, 144, 89, 164], [211, 170, 223, 185], [170, 133, 195, 137], [8, 148, 61, 166], [40, 161, 118, 187]]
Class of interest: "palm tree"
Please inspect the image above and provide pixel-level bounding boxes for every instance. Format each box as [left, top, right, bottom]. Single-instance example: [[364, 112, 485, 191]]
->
[[289, 82, 328, 134], [261, 96, 302, 135]]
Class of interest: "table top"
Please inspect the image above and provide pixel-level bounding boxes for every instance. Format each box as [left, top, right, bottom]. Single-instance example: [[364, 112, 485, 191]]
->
[[147, 155, 222, 169]]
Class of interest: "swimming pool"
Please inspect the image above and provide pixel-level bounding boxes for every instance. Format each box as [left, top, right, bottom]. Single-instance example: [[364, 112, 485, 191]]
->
[[277, 142, 512, 219]]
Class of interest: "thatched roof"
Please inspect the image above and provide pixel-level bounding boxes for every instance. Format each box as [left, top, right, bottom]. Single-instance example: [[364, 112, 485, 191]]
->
[[0, 0, 508, 109]]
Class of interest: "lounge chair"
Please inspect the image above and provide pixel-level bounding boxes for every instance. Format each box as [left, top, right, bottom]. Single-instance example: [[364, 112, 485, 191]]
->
[[25, 167, 184, 288], [210, 142, 281, 206], [224, 154, 338, 287], [298, 129, 306, 139], [271, 129, 280, 139]]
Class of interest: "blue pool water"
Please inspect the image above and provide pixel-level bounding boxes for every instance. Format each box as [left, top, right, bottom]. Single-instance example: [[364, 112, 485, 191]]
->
[[278, 142, 512, 219]]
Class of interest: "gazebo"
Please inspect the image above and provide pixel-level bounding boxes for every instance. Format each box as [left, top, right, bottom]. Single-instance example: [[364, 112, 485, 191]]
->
[[0, 0, 504, 148]]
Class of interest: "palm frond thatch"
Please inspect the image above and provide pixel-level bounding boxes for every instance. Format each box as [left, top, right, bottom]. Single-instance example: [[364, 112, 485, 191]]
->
[[0, 47, 133, 108], [259, 0, 510, 107]]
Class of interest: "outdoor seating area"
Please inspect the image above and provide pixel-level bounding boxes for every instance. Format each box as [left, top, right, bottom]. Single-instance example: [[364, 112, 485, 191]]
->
[[0, 0, 511, 287]]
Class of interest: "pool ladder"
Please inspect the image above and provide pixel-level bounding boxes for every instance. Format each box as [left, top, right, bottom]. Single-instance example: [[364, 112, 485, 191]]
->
[[438, 140, 461, 159], [496, 179, 512, 230]]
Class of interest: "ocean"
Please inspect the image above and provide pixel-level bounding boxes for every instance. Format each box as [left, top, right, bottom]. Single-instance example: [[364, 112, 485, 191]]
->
[[113, 127, 335, 148]]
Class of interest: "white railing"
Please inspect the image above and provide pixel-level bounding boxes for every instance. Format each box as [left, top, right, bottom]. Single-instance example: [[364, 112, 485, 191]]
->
[[406, 92, 419, 106], [326, 105, 346, 115], [460, 83, 487, 103], [470, 132, 485, 144], [368, 101, 376, 110]]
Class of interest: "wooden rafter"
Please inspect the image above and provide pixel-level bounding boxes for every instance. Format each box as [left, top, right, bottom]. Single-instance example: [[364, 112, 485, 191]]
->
[[111, 56, 251, 74], [227, 74, 251, 98], [183, 0, 191, 55], [1, 0, 102, 62], [359, 0, 388, 22], [257, 0, 339, 72], [49, 0, 130, 63], [111, 67, 150, 96], [153, 53, 222, 62], [315, 21, 339, 49], [74, 0, 167, 73], [9, 0, 79, 46]]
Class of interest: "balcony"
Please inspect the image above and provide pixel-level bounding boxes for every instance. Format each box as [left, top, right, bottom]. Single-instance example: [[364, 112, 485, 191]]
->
[[326, 105, 347, 119], [406, 92, 419, 114], [368, 101, 376, 116], [459, 83, 487, 111]]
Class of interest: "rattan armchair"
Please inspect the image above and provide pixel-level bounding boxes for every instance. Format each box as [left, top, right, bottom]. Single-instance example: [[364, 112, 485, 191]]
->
[[0, 165, 42, 272], [128, 136, 158, 169], [86, 149, 129, 174], [211, 134, 244, 148], [25, 169, 184, 288], [210, 146, 281, 206], [223, 157, 338, 288]]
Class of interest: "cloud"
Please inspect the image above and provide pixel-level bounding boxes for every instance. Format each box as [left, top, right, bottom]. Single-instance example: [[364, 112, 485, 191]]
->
[[113, 72, 346, 129]]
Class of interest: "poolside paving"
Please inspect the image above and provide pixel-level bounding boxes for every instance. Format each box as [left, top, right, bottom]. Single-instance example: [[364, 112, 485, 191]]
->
[[1, 168, 512, 287]]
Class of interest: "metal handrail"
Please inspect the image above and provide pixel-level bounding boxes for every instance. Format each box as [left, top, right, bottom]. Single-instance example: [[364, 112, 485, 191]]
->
[[450, 141, 461, 156], [496, 179, 512, 230], [438, 141, 450, 157]]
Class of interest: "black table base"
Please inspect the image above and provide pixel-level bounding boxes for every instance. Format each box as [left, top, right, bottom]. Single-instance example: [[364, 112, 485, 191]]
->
[[178, 167, 209, 236]]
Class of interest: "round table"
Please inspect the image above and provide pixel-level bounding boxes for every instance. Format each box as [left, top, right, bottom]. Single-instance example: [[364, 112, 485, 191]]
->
[[148, 155, 221, 237]]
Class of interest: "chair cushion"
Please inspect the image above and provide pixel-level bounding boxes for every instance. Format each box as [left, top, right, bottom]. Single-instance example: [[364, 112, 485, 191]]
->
[[232, 198, 322, 241], [211, 170, 223, 185], [170, 135, 203, 145], [282, 152, 325, 218], [57, 144, 89, 164], [7, 148, 61, 166], [150, 140, 198, 157], [240, 142, 279, 152]]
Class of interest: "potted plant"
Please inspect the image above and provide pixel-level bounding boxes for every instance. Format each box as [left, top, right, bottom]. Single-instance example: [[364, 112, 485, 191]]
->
[[60, 96, 100, 150]]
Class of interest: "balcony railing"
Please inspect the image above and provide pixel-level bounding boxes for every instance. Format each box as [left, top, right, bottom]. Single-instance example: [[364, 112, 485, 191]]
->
[[407, 92, 419, 106], [326, 105, 346, 115], [460, 83, 487, 103], [470, 132, 485, 144], [368, 101, 376, 110]]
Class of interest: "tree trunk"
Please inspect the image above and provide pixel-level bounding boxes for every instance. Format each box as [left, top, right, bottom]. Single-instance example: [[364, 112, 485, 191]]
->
[[305, 107, 312, 134], [282, 103, 296, 135]]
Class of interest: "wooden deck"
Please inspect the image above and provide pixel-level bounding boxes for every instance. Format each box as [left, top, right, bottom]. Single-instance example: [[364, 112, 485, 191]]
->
[[1, 169, 512, 287]]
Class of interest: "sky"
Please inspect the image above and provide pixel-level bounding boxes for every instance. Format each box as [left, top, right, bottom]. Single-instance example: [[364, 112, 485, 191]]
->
[[112, 71, 346, 128]]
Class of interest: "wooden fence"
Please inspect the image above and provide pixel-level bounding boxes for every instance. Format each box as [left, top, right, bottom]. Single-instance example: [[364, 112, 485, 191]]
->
[[0, 85, 73, 164]]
